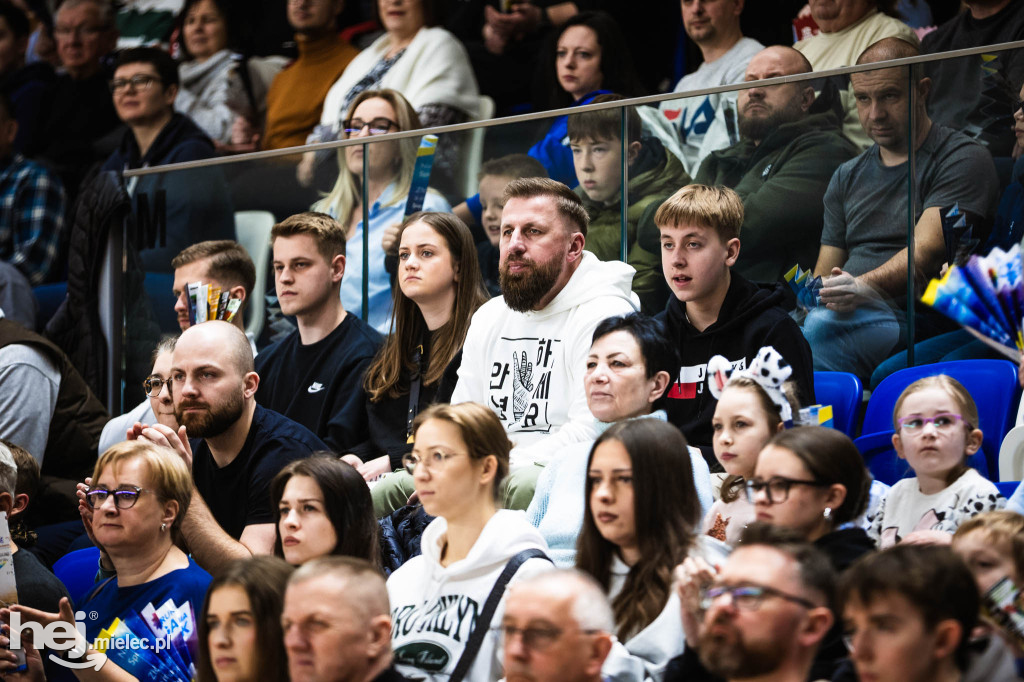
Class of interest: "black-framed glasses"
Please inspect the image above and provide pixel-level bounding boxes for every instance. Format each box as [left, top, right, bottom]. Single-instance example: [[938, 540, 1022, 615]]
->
[[700, 583, 817, 612], [343, 117, 398, 137], [401, 451, 465, 476], [1013, 99, 1024, 116], [492, 624, 601, 651], [85, 485, 153, 510], [143, 376, 167, 398], [109, 74, 161, 93], [744, 476, 827, 504]]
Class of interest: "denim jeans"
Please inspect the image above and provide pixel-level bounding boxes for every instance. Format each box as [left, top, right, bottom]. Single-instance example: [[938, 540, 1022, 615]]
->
[[802, 299, 902, 380]]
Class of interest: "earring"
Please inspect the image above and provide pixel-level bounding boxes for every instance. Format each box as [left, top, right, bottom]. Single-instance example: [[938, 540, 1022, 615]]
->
[[823, 507, 832, 520], [161, 522, 167, 532]]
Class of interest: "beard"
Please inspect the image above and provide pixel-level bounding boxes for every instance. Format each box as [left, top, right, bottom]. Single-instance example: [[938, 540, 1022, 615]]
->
[[175, 392, 244, 438], [738, 96, 806, 143], [499, 254, 562, 313], [697, 619, 788, 679]]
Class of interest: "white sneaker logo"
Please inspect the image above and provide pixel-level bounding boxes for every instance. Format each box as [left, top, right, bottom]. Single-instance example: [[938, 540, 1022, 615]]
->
[[307, 382, 325, 393]]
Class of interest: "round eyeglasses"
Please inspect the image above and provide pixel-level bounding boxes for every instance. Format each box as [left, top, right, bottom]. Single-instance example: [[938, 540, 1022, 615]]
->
[[143, 376, 167, 398]]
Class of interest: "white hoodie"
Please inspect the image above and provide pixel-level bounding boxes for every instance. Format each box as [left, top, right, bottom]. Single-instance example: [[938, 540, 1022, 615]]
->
[[451, 252, 639, 467], [387, 510, 552, 681]]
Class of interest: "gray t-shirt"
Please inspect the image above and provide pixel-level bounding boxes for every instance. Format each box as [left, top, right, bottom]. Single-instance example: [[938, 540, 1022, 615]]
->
[[821, 124, 999, 277], [658, 37, 764, 174]]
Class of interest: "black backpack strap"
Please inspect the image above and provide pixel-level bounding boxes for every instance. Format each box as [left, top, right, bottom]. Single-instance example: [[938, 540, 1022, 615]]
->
[[448, 548, 551, 682]]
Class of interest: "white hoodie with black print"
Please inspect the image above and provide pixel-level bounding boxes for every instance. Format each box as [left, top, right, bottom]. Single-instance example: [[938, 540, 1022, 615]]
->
[[451, 251, 639, 468], [386, 510, 552, 681]]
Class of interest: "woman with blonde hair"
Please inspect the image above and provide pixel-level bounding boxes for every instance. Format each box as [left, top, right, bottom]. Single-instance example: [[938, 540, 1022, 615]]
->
[[313, 88, 450, 333], [3, 440, 211, 680]]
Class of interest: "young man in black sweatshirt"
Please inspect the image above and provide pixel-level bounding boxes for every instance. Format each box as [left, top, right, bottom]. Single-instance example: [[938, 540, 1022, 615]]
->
[[653, 184, 814, 470], [254, 212, 382, 453]]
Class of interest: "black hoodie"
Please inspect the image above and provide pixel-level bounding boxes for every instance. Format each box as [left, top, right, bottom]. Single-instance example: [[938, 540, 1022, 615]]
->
[[655, 272, 814, 470], [102, 113, 234, 272]]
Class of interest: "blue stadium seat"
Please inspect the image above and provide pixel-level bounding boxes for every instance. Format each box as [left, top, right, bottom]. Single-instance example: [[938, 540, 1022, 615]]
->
[[854, 360, 1019, 485], [996, 481, 1019, 499], [813, 371, 862, 438]]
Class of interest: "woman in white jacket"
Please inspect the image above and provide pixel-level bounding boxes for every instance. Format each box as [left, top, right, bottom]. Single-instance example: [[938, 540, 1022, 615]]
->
[[386, 402, 550, 681], [576, 418, 729, 681]]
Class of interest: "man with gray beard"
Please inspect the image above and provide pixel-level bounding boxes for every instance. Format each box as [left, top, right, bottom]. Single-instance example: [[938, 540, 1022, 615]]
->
[[666, 523, 836, 682], [136, 321, 324, 572], [695, 45, 858, 284]]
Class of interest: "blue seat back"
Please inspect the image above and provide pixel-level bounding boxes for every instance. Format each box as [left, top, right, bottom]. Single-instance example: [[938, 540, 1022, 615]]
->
[[856, 360, 1019, 484], [813, 371, 862, 437], [996, 481, 1020, 499]]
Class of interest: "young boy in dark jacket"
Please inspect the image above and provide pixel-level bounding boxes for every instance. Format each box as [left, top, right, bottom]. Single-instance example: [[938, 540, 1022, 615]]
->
[[653, 184, 814, 470]]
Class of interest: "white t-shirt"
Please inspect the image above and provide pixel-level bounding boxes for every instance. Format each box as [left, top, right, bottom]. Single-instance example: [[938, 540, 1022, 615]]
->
[[868, 468, 1005, 547], [658, 37, 764, 175]]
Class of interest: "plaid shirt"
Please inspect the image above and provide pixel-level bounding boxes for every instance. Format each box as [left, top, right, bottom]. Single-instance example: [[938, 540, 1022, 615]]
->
[[0, 154, 65, 285]]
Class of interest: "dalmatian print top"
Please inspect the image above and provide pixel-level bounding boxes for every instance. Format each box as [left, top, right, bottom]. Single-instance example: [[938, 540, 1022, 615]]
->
[[867, 468, 1005, 548]]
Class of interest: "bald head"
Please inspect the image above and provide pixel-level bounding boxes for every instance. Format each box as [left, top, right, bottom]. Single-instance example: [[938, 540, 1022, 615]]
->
[[739, 46, 816, 143], [177, 320, 254, 375], [746, 45, 813, 81], [288, 556, 390, 620]]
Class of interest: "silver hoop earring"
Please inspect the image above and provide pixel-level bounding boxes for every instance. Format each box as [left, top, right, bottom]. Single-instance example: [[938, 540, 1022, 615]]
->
[[823, 507, 832, 520]]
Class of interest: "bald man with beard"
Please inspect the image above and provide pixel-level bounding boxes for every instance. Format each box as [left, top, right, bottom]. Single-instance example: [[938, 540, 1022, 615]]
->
[[695, 45, 859, 283], [135, 321, 325, 573]]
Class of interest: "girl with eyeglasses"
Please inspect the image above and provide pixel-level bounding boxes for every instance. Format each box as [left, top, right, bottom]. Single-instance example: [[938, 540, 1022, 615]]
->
[[703, 347, 798, 546], [576, 418, 728, 680], [869, 375, 1005, 548], [313, 88, 451, 333], [385, 402, 549, 682]]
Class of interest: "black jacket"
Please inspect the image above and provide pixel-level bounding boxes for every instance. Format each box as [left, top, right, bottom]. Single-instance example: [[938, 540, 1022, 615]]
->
[[655, 272, 814, 470], [102, 113, 234, 272], [379, 504, 434, 576]]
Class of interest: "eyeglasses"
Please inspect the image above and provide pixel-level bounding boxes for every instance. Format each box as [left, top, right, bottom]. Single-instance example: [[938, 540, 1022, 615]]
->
[[54, 24, 106, 39], [700, 583, 817, 612], [492, 624, 601, 651], [85, 485, 154, 510], [1013, 99, 1024, 116], [744, 476, 827, 504], [343, 117, 399, 137], [109, 75, 162, 94], [896, 413, 966, 434], [401, 450, 465, 475], [143, 376, 167, 398]]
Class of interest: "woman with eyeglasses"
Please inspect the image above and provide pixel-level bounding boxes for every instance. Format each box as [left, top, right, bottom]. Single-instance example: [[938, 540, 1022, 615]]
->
[[298, 0, 479, 192], [746, 426, 873, 679], [99, 336, 179, 454], [385, 402, 550, 681], [270, 454, 382, 567], [4, 440, 211, 680], [312, 88, 451, 333], [575, 418, 728, 680]]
